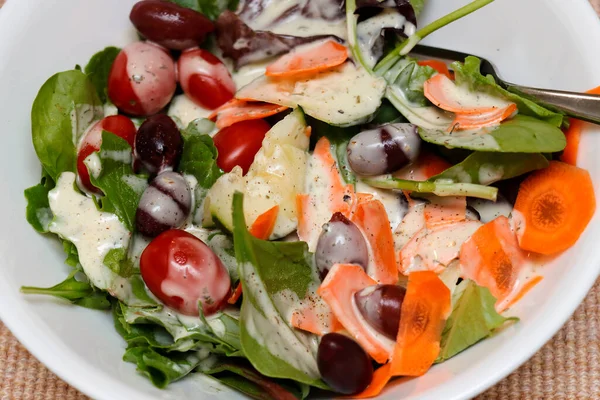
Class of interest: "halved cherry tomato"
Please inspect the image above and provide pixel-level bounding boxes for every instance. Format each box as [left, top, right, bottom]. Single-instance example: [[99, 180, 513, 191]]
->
[[212, 119, 270, 174], [177, 48, 235, 110], [76, 115, 136, 193], [140, 229, 231, 316]]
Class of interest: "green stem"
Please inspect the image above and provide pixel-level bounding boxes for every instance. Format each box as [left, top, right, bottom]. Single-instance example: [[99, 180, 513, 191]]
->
[[345, 0, 371, 72], [364, 177, 498, 201], [374, 0, 496, 74]]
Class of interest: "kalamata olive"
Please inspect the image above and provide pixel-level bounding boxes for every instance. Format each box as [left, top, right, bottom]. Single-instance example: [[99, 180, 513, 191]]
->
[[136, 171, 192, 237], [347, 123, 421, 176], [317, 333, 373, 395], [130, 0, 215, 50], [355, 284, 406, 340], [108, 41, 177, 116], [134, 114, 183, 175], [178, 48, 236, 109], [315, 212, 369, 280]]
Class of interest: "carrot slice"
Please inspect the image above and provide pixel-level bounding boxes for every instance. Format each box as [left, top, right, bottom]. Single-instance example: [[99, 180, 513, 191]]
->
[[451, 103, 517, 131], [297, 137, 356, 251], [560, 86, 600, 166], [512, 161, 596, 255], [265, 40, 348, 78], [418, 60, 452, 80], [391, 271, 451, 376], [249, 205, 279, 240], [209, 99, 288, 129], [424, 196, 466, 229], [290, 303, 343, 336], [227, 283, 243, 305], [318, 264, 394, 364], [352, 198, 399, 284], [356, 271, 451, 397], [459, 216, 530, 312]]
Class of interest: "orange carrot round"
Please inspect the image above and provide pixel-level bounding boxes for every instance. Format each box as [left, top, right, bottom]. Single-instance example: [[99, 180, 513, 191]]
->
[[513, 161, 596, 255]]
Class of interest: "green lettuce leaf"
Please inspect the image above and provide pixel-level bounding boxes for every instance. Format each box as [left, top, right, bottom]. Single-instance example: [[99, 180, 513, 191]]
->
[[31, 70, 103, 181], [84, 46, 120, 103], [451, 56, 564, 127], [232, 192, 328, 389], [103, 248, 136, 278], [62, 240, 81, 269], [419, 115, 566, 153], [89, 131, 148, 232], [179, 119, 223, 189], [20, 270, 111, 310], [436, 280, 517, 362], [24, 170, 55, 233], [168, 0, 239, 20], [384, 57, 437, 106]]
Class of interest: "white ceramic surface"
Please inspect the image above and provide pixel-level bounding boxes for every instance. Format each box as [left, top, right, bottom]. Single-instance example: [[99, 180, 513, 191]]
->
[[0, 1, 599, 399]]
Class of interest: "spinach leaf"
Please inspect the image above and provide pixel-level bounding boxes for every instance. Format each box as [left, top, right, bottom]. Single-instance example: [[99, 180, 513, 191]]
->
[[123, 346, 208, 388], [31, 70, 103, 181], [385, 57, 436, 106], [451, 57, 564, 127], [84, 46, 120, 103], [419, 115, 566, 153], [169, 0, 239, 20], [21, 270, 111, 310], [24, 170, 55, 233], [232, 192, 328, 389], [364, 177, 498, 200], [436, 280, 517, 362], [179, 119, 223, 189], [89, 131, 148, 232], [62, 240, 81, 269], [103, 248, 135, 278], [432, 152, 549, 185], [201, 359, 310, 400]]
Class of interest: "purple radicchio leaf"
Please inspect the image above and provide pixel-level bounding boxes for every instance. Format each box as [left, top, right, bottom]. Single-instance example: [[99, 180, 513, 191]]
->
[[216, 10, 340, 68], [237, 0, 345, 23]]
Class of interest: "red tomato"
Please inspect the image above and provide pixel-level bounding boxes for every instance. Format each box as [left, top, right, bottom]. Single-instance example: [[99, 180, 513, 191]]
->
[[213, 119, 271, 174], [177, 48, 235, 109], [108, 41, 177, 116], [77, 115, 137, 193], [140, 229, 231, 316]]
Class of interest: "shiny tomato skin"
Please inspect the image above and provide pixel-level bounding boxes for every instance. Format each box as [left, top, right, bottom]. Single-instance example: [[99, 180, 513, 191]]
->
[[140, 229, 231, 316], [177, 48, 235, 109], [213, 119, 271, 174], [76, 116, 137, 193]]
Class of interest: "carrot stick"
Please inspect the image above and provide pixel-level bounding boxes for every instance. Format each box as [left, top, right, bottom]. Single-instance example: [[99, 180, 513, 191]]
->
[[352, 199, 399, 284], [418, 59, 452, 80], [209, 98, 288, 129], [318, 264, 393, 364], [560, 85, 600, 166], [513, 161, 595, 255], [266, 40, 348, 78], [227, 283, 243, 305]]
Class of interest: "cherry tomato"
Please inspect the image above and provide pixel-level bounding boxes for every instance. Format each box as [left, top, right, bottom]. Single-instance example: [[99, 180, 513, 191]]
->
[[108, 41, 177, 116], [213, 119, 270, 174], [76, 115, 137, 193], [140, 229, 231, 316], [177, 48, 235, 109]]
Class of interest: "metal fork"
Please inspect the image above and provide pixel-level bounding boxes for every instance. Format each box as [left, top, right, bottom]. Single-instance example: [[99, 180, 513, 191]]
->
[[409, 44, 600, 125]]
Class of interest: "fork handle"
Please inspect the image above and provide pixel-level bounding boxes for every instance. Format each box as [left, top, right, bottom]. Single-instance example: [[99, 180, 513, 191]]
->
[[506, 84, 600, 125]]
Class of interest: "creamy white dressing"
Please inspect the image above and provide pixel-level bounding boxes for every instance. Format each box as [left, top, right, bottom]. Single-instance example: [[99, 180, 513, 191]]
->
[[356, 180, 408, 231], [103, 102, 118, 117], [478, 164, 505, 185], [121, 174, 148, 194], [229, 59, 272, 89], [351, 294, 396, 355], [470, 197, 513, 223], [48, 172, 131, 298], [240, 0, 346, 39], [168, 94, 213, 129], [386, 86, 454, 131], [393, 203, 426, 252], [83, 152, 102, 179], [431, 74, 513, 111], [240, 261, 321, 378], [70, 103, 103, 145]]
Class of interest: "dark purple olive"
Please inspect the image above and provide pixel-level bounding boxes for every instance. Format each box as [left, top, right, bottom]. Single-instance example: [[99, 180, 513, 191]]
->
[[317, 333, 373, 395], [136, 171, 191, 237], [347, 123, 420, 176], [134, 114, 183, 175], [355, 284, 406, 340], [315, 212, 369, 280], [130, 0, 215, 50]]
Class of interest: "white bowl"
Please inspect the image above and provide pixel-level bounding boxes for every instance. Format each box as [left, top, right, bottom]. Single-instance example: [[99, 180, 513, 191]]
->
[[1, 0, 599, 399]]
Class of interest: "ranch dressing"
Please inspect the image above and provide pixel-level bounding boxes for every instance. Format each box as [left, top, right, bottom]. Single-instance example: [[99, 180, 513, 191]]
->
[[168, 95, 212, 129], [48, 172, 131, 298]]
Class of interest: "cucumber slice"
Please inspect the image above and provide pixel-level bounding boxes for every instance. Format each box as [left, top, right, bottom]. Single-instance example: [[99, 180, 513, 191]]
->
[[203, 108, 309, 239]]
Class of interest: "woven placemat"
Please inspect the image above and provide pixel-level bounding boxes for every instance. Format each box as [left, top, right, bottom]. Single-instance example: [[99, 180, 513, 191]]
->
[[2, 1, 600, 399]]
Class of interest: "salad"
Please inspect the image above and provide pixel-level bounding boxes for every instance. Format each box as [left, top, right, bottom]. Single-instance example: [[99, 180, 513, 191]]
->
[[22, 0, 597, 398]]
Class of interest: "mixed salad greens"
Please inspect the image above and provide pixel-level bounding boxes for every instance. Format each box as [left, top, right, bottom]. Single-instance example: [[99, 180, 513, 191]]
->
[[23, 0, 597, 398]]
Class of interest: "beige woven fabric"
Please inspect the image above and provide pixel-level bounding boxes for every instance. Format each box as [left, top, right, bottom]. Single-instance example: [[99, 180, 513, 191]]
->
[[2, 1, 600, 399]]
